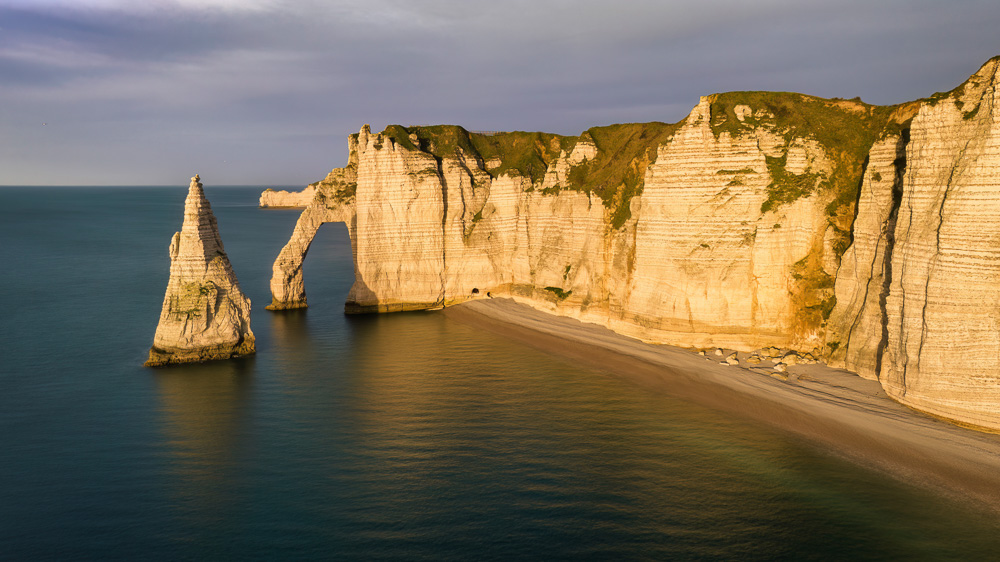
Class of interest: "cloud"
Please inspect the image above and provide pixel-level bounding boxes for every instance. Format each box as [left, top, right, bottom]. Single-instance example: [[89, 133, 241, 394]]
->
[[0, 38, 114, 68], [3, 0, 1000, 184], [1, 0, 279, 13]]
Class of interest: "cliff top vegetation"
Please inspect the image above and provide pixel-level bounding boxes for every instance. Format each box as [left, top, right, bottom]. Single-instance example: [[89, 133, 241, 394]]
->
[[706, 91, 909, 216], [376, 122, 683, 230], [364, 58, 998, 233], [374, 93, 911, 222], [342, 56, 1000, 236]]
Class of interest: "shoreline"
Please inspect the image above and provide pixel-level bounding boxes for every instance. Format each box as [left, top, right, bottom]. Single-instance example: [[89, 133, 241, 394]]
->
[[442, 298, 1000, 511]]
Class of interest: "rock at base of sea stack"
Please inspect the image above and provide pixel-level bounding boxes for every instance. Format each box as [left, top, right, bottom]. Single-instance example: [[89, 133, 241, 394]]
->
[[145, 175, 255, 367]]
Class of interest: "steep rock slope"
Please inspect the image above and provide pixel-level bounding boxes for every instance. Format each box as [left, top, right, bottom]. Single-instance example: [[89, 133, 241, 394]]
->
[[269, 97, 895, 350], [825, 132, 909, 380], [266, 56, 1000, 430], [147, 175, 255, 366], [830, 59, 1000, 429], [268, 164, 356, 309]]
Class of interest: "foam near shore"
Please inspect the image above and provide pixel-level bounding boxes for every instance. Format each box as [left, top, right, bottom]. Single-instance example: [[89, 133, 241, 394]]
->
[[443, 298, 1000, 510]]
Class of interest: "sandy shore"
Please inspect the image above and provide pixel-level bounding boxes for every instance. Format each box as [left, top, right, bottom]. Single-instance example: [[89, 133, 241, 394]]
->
[[443, 298, 1000, 510]]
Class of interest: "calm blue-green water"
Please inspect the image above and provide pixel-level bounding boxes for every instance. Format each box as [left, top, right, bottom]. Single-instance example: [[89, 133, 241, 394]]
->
[[2, 186, 999, 560]]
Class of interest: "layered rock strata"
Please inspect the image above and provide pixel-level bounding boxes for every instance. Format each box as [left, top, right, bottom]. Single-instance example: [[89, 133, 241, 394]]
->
[[147, 175, 255, 366], [259, 185, 316, 208], [270, 101, 885, 351], [267, 164, 356, 310], [267, 56, 1000, 431], [830, 58, 1000, 429], [826, 132, 909, 379]]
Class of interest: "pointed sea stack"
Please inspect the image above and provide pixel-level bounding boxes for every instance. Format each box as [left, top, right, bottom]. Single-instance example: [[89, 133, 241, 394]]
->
[[145, 175, 255, 367]]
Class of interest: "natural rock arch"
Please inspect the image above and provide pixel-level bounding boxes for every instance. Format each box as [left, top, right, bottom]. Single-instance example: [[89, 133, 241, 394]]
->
[[267, 197, 353, 310]]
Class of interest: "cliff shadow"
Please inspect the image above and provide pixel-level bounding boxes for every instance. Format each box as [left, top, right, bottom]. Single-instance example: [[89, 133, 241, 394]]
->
[[874, 128, 909, 380]]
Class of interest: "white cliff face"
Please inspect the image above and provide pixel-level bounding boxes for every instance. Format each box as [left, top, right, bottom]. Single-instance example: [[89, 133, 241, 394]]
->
[[619, 98, 834, 350], [825, 134, 907, 379], [879, 60, 1000, 429], [259, 185, 316, 208], [269, 106, 843, 350], [147, 175, 255, 366], [348, 126, 448, 310], [268, 165, 355, 310], [804, 57, 1000, 430], [265, 56, 1000, 430]]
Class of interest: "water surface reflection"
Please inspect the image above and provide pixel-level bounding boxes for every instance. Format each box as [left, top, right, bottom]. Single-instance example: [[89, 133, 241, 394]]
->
[[154, 359, 256, 551], [146, 308, 1000, 559]]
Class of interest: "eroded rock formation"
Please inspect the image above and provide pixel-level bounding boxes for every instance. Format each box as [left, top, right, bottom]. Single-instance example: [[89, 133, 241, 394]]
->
[[147, 175, 255, 366], [268, 101, 891, 350], [830, 59, 1000, 429], [266, 56, 1000, 430], [267, 164, 356, 310], [259, 185, 316, 208]]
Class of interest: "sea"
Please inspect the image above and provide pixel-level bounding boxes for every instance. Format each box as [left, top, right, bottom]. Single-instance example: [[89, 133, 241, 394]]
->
[[2, 185, 1000, 560]]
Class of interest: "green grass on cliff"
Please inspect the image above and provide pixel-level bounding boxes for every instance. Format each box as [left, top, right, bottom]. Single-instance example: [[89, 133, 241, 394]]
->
[[378, 124, 573, 185], [310, 173, 356, 204], [372, 89, 919, 232], [562, 122, 683, 229], [759, 154, 821, 214], [790, 255, 837, 327], [707, 91, 906, 216], [471, 131, 576, 185], [376, 123, 682, 230], [544, 286, 572, 300]]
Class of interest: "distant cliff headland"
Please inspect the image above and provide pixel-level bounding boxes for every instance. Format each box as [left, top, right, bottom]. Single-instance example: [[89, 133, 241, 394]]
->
[[262, 56, 1000, 432]]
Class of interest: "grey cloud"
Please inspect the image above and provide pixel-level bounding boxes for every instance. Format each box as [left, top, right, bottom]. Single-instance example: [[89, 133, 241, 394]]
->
[[2, 0, 1000, 185]]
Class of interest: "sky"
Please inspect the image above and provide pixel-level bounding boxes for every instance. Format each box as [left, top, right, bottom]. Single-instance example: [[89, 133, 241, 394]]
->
[[2, 0, 999, 186]]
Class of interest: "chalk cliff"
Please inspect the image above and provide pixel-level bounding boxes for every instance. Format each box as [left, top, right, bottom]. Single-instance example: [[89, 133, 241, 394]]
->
[[268, 103, 894, 348], [829, 58, 1000, 429], [266, 56, 1000, 430], [147, 175, 255, 366], [259, 185, 316, 208]]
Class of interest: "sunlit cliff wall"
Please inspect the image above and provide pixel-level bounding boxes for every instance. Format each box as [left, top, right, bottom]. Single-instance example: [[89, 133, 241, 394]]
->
[[266, 57, 1000, 431]]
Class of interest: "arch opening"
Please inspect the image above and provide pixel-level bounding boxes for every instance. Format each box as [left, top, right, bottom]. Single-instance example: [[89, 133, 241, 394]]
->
[[301, 221, 355, 310]]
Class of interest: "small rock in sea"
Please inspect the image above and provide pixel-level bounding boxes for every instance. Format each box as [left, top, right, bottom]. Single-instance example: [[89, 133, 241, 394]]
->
[[714, 348, 724, 356], [773, 363, 787, 373], [780, 352, 799, 366], [725, 353, 740, 366], [698, 350, 706, 356], [746, 355, 761, 365]]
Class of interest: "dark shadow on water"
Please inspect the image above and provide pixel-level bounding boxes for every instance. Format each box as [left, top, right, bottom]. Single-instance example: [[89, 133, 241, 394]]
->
[[149, 353, 257, 375], [152, 357, 255, 461], [343, 308, 443, 330], [152, 357, 256, 538], [268, 308, 312, 355]]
